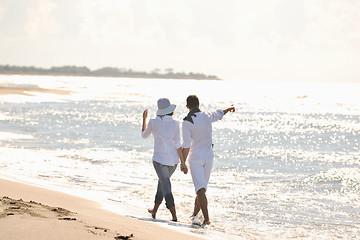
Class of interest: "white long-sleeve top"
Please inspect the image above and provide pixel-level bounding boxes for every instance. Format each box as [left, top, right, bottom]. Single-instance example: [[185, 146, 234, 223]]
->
[[142, 115, 181, 166], [182, 110, 224, 163]]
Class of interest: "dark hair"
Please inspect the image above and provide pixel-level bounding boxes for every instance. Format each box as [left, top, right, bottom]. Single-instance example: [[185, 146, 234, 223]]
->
[[167, 112, 174, 116], [186, 95, 199, 109]]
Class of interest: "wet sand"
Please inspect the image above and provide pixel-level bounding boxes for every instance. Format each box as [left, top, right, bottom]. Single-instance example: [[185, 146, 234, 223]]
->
[[0, 178, 204, 240]]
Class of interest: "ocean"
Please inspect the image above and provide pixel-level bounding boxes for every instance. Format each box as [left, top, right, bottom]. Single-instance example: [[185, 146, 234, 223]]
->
[[0, 75, 359, 239]]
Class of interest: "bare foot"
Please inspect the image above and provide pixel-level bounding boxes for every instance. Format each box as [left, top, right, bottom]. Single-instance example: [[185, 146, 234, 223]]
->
[[147, 208, 156, 219], [171, 218, 178, 222], [202, 220, 211, 226]]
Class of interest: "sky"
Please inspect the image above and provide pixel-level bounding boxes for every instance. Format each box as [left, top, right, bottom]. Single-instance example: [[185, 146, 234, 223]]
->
[[0, 0, 359, 82]]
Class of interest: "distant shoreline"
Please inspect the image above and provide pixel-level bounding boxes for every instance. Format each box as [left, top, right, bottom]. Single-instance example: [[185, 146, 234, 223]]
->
[[0, 65, 221, 80]]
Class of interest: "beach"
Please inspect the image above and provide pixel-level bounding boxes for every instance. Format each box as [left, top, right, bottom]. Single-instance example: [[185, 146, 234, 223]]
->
[[0, 177, 204, 240], [0, 83, 202, 239], [1, 75, 360, 239]]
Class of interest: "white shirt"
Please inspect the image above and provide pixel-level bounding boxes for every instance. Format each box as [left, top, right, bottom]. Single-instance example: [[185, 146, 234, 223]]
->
[[182, 110, 224, 162], [142, 115, 181, 166]]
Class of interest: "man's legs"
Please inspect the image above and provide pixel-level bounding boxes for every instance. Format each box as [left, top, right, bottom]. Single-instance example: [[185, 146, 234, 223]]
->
[[192, 195, 200, 217], [196, 188, 210, 225], [190, 159, 213, 225]]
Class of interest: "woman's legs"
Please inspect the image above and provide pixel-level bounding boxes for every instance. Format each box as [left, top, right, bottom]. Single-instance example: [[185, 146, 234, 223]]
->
[[167, 164, 177, 221], [151, 162, 178, 221], [148, 180, 162, 218]]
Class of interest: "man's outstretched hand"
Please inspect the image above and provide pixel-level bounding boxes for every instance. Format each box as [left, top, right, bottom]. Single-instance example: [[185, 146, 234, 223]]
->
[[223, 106, 235, 115]]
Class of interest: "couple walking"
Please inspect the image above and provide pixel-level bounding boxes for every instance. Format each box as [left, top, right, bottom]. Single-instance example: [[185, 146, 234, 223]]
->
[[141, 95, 235, 225]]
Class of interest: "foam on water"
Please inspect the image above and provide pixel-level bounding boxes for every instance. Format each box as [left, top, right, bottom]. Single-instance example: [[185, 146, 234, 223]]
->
[[1, 75, 360, 239]]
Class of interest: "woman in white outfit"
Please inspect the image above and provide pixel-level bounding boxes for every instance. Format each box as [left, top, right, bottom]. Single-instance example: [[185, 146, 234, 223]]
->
[[141, 98, 187, 221]]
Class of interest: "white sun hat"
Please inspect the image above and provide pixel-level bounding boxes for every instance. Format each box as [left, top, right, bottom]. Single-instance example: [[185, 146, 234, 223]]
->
[[156, 98, 176, 116]]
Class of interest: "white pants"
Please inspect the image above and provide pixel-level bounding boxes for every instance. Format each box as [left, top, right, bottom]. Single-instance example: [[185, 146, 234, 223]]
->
[[189, 158, 213, 193]]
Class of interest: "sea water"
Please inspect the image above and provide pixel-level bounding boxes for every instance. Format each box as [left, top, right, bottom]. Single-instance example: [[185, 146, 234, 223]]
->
[[0, 75, 360, 239]]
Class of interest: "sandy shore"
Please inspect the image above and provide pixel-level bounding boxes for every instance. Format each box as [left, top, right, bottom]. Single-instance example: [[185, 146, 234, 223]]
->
[[0, 86, 73, 96], [0, 178, 204, 240]]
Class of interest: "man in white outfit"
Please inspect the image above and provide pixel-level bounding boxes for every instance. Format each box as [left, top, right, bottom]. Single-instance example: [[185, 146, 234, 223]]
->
[[182, 95, 235, 225]]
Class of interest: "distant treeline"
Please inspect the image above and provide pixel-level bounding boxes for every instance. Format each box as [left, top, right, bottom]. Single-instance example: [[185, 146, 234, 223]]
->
[[0, 65, 220, 80]]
